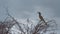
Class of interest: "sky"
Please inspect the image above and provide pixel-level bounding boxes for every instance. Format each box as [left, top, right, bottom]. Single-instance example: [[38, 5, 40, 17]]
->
[[0, 0, 60, 34]]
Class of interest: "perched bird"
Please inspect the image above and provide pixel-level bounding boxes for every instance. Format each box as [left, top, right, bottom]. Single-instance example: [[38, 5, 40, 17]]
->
[[38, 12, 47, 25]]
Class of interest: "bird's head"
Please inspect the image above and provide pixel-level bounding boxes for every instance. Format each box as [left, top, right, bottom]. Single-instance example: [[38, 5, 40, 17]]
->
[[37, 12, 41, 16]]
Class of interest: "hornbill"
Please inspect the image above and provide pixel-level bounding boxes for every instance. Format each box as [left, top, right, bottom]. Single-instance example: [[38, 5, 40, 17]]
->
[[38, 12, 47, 25]]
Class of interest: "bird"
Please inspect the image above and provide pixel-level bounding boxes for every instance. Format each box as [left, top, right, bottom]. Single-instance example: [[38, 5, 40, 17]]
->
[[38, 12, 47, 25]]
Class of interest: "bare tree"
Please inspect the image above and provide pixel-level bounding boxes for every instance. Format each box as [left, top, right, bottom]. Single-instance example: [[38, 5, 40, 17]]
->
[[0, 8, 58, 34], [0, 7, 24, 34]]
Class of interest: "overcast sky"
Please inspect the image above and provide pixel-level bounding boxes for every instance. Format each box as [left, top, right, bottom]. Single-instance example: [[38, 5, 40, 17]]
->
[[0, 0, 60, 34], [0, 0, 60, 19]]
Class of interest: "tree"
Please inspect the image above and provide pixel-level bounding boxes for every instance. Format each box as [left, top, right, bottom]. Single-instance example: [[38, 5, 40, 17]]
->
[[0, 8, 58, 34]]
